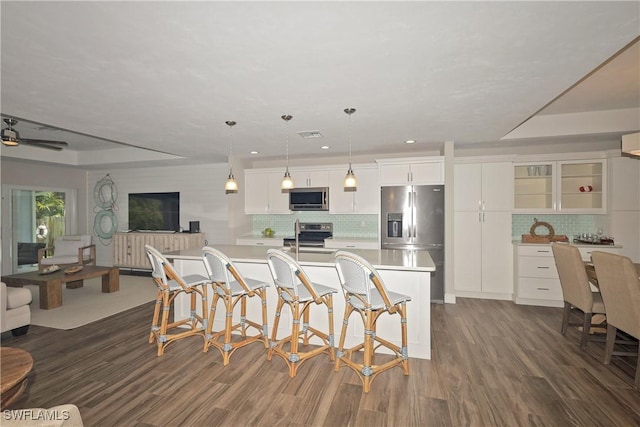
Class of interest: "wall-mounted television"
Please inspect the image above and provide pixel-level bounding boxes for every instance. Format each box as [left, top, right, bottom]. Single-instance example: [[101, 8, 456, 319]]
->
[[128, 192, 180, 232]]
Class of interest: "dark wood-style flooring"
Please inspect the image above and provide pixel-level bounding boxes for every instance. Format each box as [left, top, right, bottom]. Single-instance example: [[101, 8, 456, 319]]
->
[[1, 298, 639, 426]]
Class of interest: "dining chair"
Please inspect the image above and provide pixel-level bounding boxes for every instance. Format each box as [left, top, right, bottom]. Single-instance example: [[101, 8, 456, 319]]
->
[[551, 242, 606, 349], [145, 244, 210, 356], [591, 251, 640, 389], [202, 246, 270, 365], [333, 250, 412, 393], [266, 249, 336, 377]]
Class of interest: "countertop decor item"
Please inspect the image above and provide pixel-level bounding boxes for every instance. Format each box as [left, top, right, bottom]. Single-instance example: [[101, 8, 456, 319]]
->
[[261, 228, 276, 238], [64, 265, 83, 274], [521, 218, 569, 243], [39, 265, 60, 275]]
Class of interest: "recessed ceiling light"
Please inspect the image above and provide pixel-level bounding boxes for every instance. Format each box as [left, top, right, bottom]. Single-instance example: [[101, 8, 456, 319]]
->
[[321, 146, 330, 150], [405, 140, 416, 144], [297, 130, 323, 139], [250, 151, 259, 154]]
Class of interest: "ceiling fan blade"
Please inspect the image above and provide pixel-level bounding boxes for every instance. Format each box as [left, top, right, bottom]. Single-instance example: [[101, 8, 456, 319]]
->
[[20, 138, 68, 146], [20, 139, 68, 151]]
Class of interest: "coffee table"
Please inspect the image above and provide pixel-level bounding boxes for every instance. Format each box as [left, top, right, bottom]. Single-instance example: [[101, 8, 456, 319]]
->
[[2, 265, 119, 309], [0, 347, 34, 410]]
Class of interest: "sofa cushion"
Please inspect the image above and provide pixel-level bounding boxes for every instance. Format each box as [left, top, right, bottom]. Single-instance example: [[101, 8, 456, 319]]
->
[[6, 286, 32, 309], [53, 240, 81, 257]]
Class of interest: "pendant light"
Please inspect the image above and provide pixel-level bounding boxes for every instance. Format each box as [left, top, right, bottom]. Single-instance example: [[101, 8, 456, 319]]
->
[[224, 120, 238, 194], [281, 114, 295, 190], [343, 107, 357, 190]]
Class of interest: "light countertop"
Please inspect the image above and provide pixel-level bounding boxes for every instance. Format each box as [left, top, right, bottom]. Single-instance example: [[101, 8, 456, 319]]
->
[[164, 244, 435, 272], [513, 240, 623, 249]]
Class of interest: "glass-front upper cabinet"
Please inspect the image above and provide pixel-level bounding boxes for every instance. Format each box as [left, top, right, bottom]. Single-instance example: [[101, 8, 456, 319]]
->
[[513, 159, 606, 213], [559, 160, 605, 212], [514, 162, 555, 211]]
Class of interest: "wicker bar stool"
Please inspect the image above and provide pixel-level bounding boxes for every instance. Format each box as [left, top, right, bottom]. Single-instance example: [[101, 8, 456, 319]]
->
[[145, 244, 210, 356], [202, 246, 270, 365], [266, 249, 337, 377], [334, 250, 411, 393]]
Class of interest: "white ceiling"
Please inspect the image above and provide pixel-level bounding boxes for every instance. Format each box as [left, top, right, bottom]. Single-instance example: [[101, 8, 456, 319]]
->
[[1, 1, 639, 169]]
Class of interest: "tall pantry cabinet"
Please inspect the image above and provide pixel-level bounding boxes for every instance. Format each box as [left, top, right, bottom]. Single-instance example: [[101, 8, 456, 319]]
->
[[608, 155, 640, 261], [454, 161, 514, 299]]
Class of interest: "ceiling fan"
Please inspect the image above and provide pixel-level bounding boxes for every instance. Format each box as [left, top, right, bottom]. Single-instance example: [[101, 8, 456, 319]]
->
[[1, 118, 69, 151]]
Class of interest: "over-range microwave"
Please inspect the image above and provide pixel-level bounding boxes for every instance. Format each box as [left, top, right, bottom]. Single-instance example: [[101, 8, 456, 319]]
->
[[289, 187, 329, 211]]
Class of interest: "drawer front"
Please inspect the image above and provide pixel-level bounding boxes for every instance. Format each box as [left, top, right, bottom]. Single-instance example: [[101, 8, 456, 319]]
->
[[517, 277, 563, 300], [518, 245, 553, 257], [578, 246, 622, 262], [236, 238, 281, 247], [518, 256, 558, 278]]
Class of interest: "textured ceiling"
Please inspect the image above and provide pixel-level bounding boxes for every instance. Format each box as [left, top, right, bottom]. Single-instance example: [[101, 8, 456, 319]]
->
[[1, 1, 638, 168]]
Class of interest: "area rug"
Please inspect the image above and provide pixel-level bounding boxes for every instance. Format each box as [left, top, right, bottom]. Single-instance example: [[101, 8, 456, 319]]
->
[[27, 274, 157, 330]]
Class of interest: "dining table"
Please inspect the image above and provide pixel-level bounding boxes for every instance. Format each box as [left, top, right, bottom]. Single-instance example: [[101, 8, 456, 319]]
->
[[584, 260, 640, 287]]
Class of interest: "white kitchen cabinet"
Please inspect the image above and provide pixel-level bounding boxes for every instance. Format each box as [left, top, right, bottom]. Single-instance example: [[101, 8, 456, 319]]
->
[[454, 162, 513, 298], [608, 156, 640, 261], [328, 166, 379, 214], [244, 170, 291, 214], [324, 238, 379, 250], [514, 243, 622, 307], [377, 157, 444, 186], [289, 169, 329, 188], [513, 159, 606, 213], [236, 237, 282, 247]]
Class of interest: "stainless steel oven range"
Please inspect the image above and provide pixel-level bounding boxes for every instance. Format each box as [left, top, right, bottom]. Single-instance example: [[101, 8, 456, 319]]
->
[[283, 222, 333, 248]]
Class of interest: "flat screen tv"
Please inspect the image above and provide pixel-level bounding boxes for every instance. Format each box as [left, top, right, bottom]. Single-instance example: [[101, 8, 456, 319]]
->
[[128, 192, 180, 232]]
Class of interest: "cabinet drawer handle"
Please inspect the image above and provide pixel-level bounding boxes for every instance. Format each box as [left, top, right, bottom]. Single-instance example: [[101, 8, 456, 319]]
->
[[256, 243, 264, 245], [536, 287, 550, 291], [536, 250, 550, 253], [537, 266, 550, 269], [346, 245, 356, 248]]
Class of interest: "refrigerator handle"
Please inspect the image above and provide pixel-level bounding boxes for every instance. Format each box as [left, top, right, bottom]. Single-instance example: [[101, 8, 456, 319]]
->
[[408, 191, 412, 237], [412, 191, 417, 238]]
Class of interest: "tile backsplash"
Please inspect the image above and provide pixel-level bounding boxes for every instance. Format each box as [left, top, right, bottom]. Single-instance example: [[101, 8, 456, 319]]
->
[[512, 214, 608, 240], [253, 213, 379, 238], [254, 213, 607, 242]]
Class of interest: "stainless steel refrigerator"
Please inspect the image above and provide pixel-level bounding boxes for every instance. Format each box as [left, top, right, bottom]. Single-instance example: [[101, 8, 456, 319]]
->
[[381, 185, 445, 302]]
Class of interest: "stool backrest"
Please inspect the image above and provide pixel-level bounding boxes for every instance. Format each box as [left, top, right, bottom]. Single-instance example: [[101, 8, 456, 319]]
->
[[267, 249, 302, 295], [145, 244, 183, 290], [203, 246, 234, 288], [335, 251, 393, 308]]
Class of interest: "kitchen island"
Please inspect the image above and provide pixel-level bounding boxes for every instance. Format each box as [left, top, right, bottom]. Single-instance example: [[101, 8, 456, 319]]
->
[[165, 245, 436, 360]]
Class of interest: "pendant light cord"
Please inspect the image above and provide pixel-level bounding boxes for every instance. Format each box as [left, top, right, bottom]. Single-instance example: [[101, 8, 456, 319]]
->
[[226, 120, 236, 174]]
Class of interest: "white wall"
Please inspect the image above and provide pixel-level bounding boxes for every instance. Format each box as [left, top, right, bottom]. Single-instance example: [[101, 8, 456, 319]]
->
[[87, 163, 248, 266]]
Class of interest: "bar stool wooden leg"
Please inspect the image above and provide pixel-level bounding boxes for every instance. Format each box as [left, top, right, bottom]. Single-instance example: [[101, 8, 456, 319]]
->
[[260, 290, 269, 348], [204, 291, 221, 353], [335, 304, 352, 371], [326, 294, 336, 361], [268, 298, 285, 362], [149, 290, 162, 344], [400, 302, 410, 375]]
